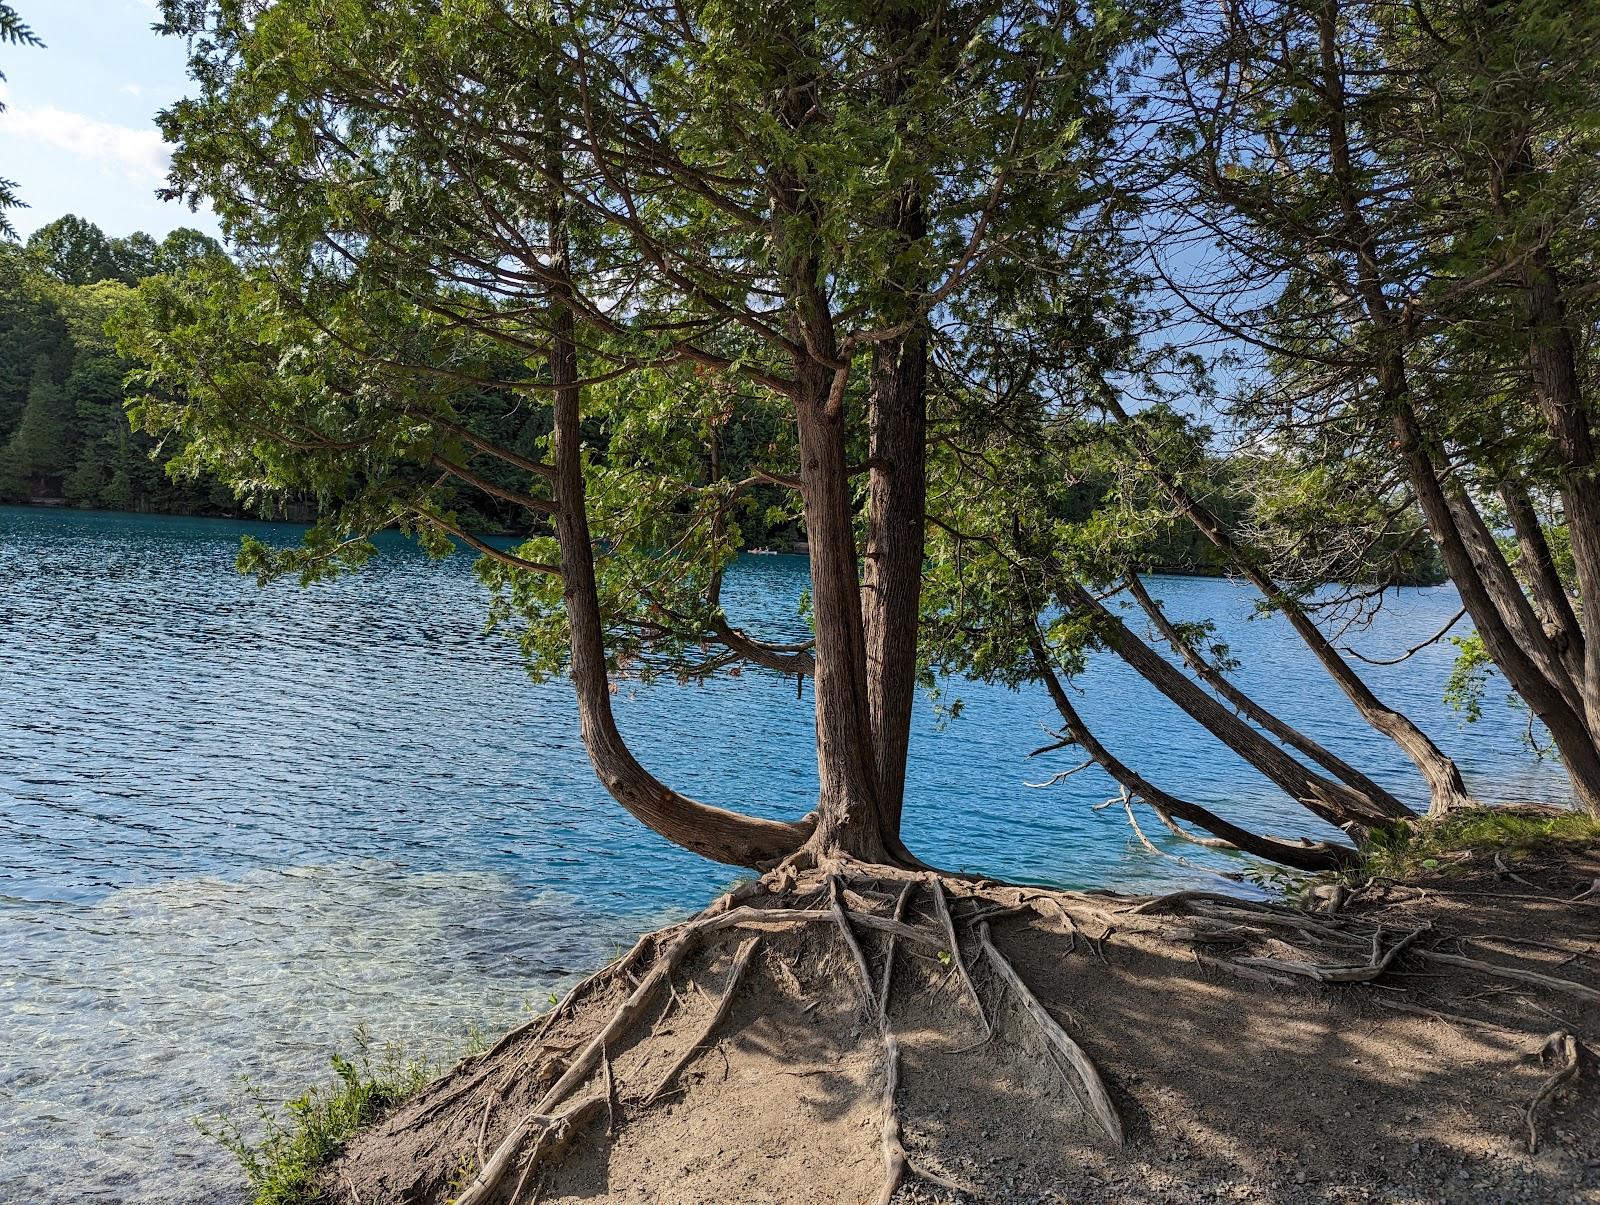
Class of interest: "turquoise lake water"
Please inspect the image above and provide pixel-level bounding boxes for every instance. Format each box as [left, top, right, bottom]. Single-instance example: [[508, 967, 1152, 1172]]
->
[[0, 505, 1570, 1202]]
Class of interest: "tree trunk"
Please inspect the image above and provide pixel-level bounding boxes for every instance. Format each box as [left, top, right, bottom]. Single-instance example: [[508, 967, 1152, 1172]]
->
[[1067, 583, 1413, 832], [545, 185, 808, 868], [1499, 479, 1584, 681], [1441, 483, 1583, 719], [1123, 574, 1409, 815], [863, 328, 927, 835], [1308, 0, 1477, 816], [1026, 629, 1360, 871], [795, 362, 894, 863]]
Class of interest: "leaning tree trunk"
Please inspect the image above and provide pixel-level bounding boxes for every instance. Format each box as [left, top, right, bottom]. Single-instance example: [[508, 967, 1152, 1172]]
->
[[1025, 628, 1360, 872], [1499, 479, 1584, 683], [1068, 583, 1413, 833], [1123, 574, 1409, 815], [1520, 247, 1600, 740], [1389, 399, 1600, 817], [544, 185, 807, 868], [1104, 392, 1474, 815]]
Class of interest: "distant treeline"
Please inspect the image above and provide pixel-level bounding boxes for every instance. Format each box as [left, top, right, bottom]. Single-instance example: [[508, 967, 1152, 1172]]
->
[[0, 215, 242, 514]]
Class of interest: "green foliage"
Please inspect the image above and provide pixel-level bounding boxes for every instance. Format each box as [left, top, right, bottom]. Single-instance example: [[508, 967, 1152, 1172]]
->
[[1443, 633, 1494, 725], [1345, 808, 1600, 883], [0, 2, 41, 238], [200, 1030, 433, 1205], [0, 231, 239, 512]]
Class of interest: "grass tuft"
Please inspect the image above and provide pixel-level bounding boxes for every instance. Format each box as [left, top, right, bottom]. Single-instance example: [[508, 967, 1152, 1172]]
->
[[1350, 806, 1600, 881], [200, 1027, 434, 1205]]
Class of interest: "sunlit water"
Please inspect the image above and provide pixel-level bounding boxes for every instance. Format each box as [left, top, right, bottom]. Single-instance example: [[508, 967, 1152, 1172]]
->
[[0, 506, 1569, 1203]]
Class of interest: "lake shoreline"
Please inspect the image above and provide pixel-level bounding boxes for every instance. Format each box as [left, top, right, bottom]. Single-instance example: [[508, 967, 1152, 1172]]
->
[[293, 833, 1600, 1205]]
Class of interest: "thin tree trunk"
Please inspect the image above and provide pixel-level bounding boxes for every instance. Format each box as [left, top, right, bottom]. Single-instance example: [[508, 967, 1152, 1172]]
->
[[1066, 582, 1413, 831], [1123, 574, 1408, 815], [1441, 484, 1583, 718], [1025, 628, 1360, 871], [1499, 479, 1584, 681], [863, 327, 927, 835], [1104, 390, 1474, 814]]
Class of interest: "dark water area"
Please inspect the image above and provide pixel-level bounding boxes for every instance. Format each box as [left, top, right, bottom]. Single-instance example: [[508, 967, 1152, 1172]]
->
[[0, 506, 1568, 1202]]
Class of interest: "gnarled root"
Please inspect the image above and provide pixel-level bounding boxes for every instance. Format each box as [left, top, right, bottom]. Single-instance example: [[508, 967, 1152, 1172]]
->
[[978, 922, 1125, 1145], [1525, 1031, 1588, 1153]]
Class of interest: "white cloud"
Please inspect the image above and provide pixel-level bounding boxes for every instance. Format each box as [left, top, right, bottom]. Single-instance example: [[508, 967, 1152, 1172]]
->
[[120, 83, 146, 98], [0, 91, 170, 184]]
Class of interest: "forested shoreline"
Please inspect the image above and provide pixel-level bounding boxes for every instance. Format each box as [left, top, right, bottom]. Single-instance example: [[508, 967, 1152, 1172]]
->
[[0, 216, 238, 514]]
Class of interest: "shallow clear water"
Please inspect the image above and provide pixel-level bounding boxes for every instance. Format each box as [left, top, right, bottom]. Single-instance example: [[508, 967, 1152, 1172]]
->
[[0, 506, 1568, 1202]]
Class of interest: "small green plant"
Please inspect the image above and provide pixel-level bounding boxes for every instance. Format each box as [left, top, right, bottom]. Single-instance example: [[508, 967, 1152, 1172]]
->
[[1347, 807, 1600, 883], [200, 1028, 433, 1205]]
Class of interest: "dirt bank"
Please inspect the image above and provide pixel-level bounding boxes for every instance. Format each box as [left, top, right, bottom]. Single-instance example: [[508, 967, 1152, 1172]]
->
[[321, 846, 1600, 1204]]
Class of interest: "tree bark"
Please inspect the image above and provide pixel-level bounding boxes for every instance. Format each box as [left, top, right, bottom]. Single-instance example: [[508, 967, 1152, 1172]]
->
[[795, 364, 893, 862], [863, 328, 927, 835], [1026, 629, 1360, 871], [1122, 574, 1409, 815]]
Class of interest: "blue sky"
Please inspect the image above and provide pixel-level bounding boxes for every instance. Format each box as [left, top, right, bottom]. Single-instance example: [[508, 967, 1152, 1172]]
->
[[0, 0, 219, 241]]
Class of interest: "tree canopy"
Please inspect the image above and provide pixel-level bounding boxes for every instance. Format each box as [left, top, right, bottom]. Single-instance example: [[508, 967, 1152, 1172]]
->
[[111, 0, 1600, 874]]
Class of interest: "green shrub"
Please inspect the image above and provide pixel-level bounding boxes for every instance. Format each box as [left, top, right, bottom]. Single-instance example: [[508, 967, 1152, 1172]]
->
[[201, 1028, 433, 1205]]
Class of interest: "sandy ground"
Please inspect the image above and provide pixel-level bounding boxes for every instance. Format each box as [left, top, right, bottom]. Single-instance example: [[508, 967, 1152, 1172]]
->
[[323, 847, 1600, 1204]]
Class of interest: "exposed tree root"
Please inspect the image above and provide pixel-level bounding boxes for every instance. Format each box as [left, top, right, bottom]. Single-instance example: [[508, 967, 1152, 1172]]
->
[[644, 936, 760, 1106], [325, 855, 1600, 1205], [874, 1031, 965, 1205], [1525, 1031, 1587, 1153], [1414, 950, 1600, 1005], [978, 922, 1125, 1144]]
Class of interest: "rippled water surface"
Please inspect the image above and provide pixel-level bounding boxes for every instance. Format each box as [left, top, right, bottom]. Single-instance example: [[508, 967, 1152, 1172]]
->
[[0, 506, 1570, 1203]]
